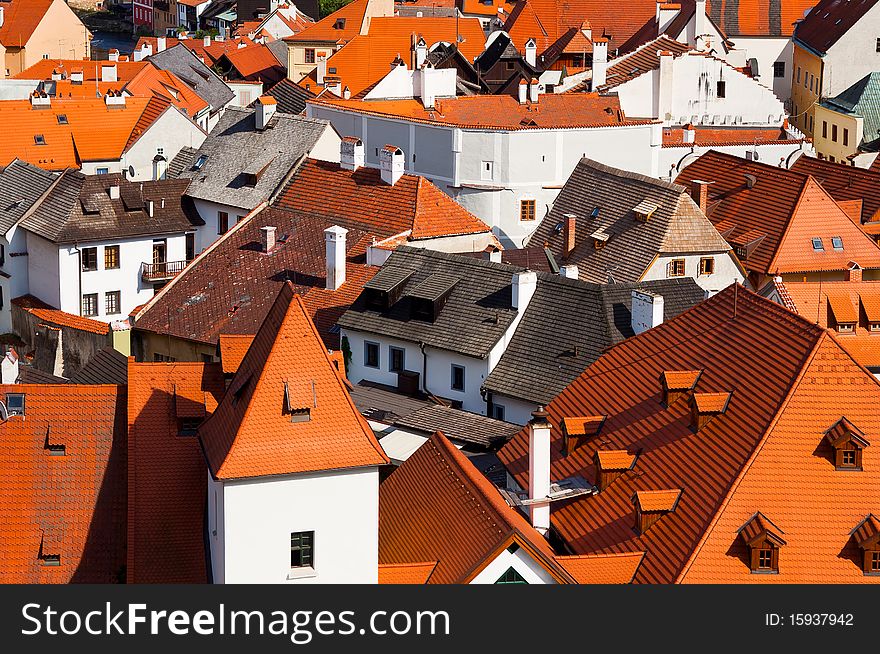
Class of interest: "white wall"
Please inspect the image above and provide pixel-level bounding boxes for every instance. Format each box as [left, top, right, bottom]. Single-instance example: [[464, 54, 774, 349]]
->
[[824, 3, 880, 96], [191, 198, 249, 253], [123, 107, 207, 181], [488, 393, 538, 426], [228, 81, 264, 108], [735, 37, 794, 100], [212, 466, 380, 584], [660, 139, 812, 179], [25, 233, 61, 308], [470, 545, 557, 584], [642, 252, 743, 295]]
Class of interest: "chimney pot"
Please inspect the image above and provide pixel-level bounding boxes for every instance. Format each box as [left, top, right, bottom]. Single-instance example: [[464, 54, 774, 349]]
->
[[101, 64, 118, 83], [261, 225, 277, 253], [691, 179, 710, 213], [379, 145, 405, 186], [631, 289, 664, 335], [146, 199, 154, 217], [524, 38, 537, 67], [157, 36, 167, 52], [325, 225, 348, 290], [592, 38, 608, 88], [528, 405, 552, 535], [340, 137, 365, 171], [563, 213, 577, 257], [682, 123, 696, 144], [529, 77, 540, 103], [483, 245, 502, 263]]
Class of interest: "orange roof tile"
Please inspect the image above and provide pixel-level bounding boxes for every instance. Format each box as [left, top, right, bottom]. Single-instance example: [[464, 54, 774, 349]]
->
[[827, 290, 858, 324], [0, 384, 126, 583], [561, 415, 606, 435], [380, 431, 575, 583], [662, 125, 797, 147], [852, 514, 880, 547], [285, 0, 371, 43], [377, 561, 438, 584], [595, 449, 637, 470], [199, 284, 388, 479], [661, 369, 702, 389], [634, 489, 682, 512], [737, 511, 786, 546], [20, 306, 110, 335], [554, 552, 645, 583], [792, 155, 880, 224], [219, 334, 255, 374], [135, 36, 256, 65], [692, 391, 732, 413], [123, 66, 210, 118], [860, 292, 880, 322], [312, 92, 646, 130], [460, 0, 516, 16], [127, 360, 226, 583], [15, 60, 148, 83], [0, 0, 54, 47], [221, 44, 286, 84]]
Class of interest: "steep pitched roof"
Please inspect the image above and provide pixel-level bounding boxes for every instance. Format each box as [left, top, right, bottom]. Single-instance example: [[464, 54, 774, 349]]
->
[[265, 77, 317, 114], [0, 384, 126, 583], [528, 158, 731, 283], [791, 154, 880, 223], [68, 347, 128, 385], [0, 159, 57, 234], [380, 431, 574, 583], [378, 561, 438, 583], [17, 304, 110, 335], [497, 286, 850, 583], [676, 150, 880, 274], [793, 0, 880, 54], [219, 43, 286, 85], [599, 36, 691, 91], [0, 0, 54, 47], [286, 0, 371, 42], [483, 276, 706, 404], [123, 65, 211, 118], [127, 360, 226, 583], [149, 44, 236, 113], [702, 0, 818, 36], [199, 285, 388, 480]]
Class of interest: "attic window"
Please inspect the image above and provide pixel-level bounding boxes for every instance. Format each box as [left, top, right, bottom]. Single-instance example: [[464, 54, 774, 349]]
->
[[283, 381, 313, 423], [660, 370, 702, 406], [363, 266, 414, 310], [832, 236, 844, 250], [632, 489, 681, 534], [852, 515, 880, 575], [5, 393, 25, 417], [178, 417, 202, 436], [44, 426, 65, 455], [56, 114, 68, 125], [812, 237, 824, 251], [632, 200, 658, 222], [561, 415, 606, 455], [34, 134, 46, 146], [738, 512, 785, 574], [824, 417, 869, 470], [334, 18, 346, 29], [690, 391, 732, 431], [192, 154, 208, 171], [593, 449, 636, 491], [406, 274, 458, 322]]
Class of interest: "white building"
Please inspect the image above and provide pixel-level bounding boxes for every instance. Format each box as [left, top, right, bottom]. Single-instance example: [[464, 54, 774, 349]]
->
[[200, 283, 389, 584]]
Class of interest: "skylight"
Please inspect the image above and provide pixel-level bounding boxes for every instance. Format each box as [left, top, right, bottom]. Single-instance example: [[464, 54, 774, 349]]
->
[[832, 236, 844, 250], [192, 154, 208, 171], [56, 114, 68, 125], [812, 237, 824, 251], [33, 134, 46, 145]]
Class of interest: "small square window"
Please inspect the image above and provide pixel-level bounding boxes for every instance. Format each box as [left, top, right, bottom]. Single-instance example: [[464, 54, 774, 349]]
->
[[304, 48, 316, 64], [5, 393, 25, 416], [870, 322, 880, 333], [81, 246, 98, 271], [773, 61, 785, 78], [364, 341, 380, 368], [34, 134, 46, 145], [699, 257, 715, 275], [178, 417, 202, 436], [389, 346, 405, 372], [56, 114, 68, 125], [105, 290, 121, 315], [841, 450, 857, 467], [831, 236, 843, 250], [812, 237, 824, 251], [104, 245, 120, 269], [451, 364, 465, 392], [290, 531, 314, 568], [520, 199, 536, 222], [82, 293, 98, 317], [492, 404, 505, 420], [757, 548, 773, 570], [668, 259, 685, 277], [871, 551, 880, 572]]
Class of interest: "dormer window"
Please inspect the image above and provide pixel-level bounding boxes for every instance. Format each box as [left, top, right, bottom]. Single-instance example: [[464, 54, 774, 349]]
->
[[283, 381, 312, 423], [660, 369, 702, 406], [690, 391, 732, 431], [407, 274, 458, 323], [334, 18, 346, 29], [632, 489, 681, 534], [738, 512, 785, 574], [362, 266, 413, 310], [594, 449, 636, 491], [561, 415, 606, 455], [870, 322, 880, 333], [851, 515, 880, 575], [832, 236, 844, 250], [838, 321, 855, 333], [824, 417, 869, 470]]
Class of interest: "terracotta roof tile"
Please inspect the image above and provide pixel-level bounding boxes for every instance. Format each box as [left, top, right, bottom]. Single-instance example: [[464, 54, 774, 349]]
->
[[692, 391, 732, 413], [123, 66, 210, 118], [221, 44, 286, 84], [662, 125, 796, 148], [661, 369, 702, 390], [827, 289, 859, 323], [791, 155, 880, 224], [377, 561, 438, 584], [14, 60, 148, 83], [0, 384, 127, 583], [199, 285, 388, 479], [285, 0, 370, 43], [634, 489, 682, 512], [793, 0, 879, 54], [127, 360, 226, 583], [18, 306, 110, 335], [703, 0, 819, 37], [595, 449, 637, 470], [219, 334, 255, 374], [0, 0, 54, 47], [554, 552, 644, 583]]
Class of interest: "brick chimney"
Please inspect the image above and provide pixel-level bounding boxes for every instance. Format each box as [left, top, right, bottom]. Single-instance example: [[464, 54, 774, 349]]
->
[[261, 225, 276, 253], [691, 179, 710, 213], [528, 406, 552, 535], [325, 225, 348, 290], [563, 213, 577, 256], [631, 289, 664, 335], [847, 261, 863, 282], [340, 137, 365, 171], [379, 145, 405, 186]]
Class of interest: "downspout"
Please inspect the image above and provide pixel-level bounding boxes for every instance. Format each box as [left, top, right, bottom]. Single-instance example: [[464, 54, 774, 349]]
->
[[72, 242, 83, 316], [419, 341, 430, 396]]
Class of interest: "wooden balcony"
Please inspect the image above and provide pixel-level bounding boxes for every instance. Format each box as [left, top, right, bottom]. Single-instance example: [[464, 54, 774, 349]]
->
[[142, 260, 187, 283]]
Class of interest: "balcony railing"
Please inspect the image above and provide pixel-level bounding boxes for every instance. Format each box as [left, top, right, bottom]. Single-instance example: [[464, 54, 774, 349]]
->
[[142, 260, 188, 282]]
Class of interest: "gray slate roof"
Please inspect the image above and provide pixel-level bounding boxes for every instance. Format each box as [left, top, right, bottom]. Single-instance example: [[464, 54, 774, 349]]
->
[[170, 106, 331, 210], [527, 158, 731, 283], [0, 160, 57, 234], [338, 247, 522, 358], [148, 44, 235, 113], [482, 276, 706, 405], [264, 77, 316, 115], [68, 347, 128, 385]]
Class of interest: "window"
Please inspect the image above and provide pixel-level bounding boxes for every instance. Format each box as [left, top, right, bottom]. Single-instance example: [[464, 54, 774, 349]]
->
[[492, 404, 505, 421], [838, 322, 855, 334], [773, 61, 785, 78], [871, 551, 880, 573], [153, 353, 177, 362], [832, 124, 838, 142], [186, 233, 195, 262], [56, 114, 68, 125], [481, 160, 494, 181], [841, 450, 857, 467], [716, 80, 726, 98], [757, 547, 773, 570], [822, 121, 827, 139], [389, 346, 405, 372], [876, 37, 880, 52], [178, 417, 201, 436], [830, 156, 836, 163], [812, 237, 824, 251], [105, 291, 120, 315], [218, 211, 229, 234], [520, 199, 536, 222], [810, 115, 814, 132], [290, 531, 314, 568], [6, 393, 25, 416], [870, 322, 880, 333], [495, 567, 528, 584], [832, 236, 844, 250], [667, 259, 685, 277], [796, 66, 801, 83], [699, 257, 715, 275], [33, 134, 46, 145], [451, 364, 465, 392], [82, 293, 98, 316], [81, 247, 98, 271], [104, 245, 120, 269], [844, 128, 849, 147], [96, 167, 109, 175], [804, 72, 808, 88], [305, 48, 316, 64], [1, 243, 5, 267], [364, 341, 380, 368]]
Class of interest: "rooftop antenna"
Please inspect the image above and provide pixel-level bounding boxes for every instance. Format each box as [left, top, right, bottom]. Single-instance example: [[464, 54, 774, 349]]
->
[[733, 281, 738, 319]]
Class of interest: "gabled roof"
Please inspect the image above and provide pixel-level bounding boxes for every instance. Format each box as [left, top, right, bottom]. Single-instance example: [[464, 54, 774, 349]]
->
[[528, 157, 731, 283], [819, 72, 880, 152], [497, 285, 880, 583], [148, 44, 236, 112], [68, 347, 128, 385], [483, 276, 706, 404], [171, 106, 332, 211], [265, 77, 317, 114], [599, 36, 691, 91], [380, 431, 575, 583], [793, 0, 880, 54], [0, 384, 126, 583], [0, 159, 57, 234], [15, 301, 111, 335], [127, 360, 226, 583], [378, 561, 438, 583], [123, 65, 211, 118], [199, 284, 388, 480], [219, 43, 286, 85], [15, 59, 148, 83], [0, 0, 54, 48], [135, 35, 255, 66], [676, 150, 880, 274], [285, 0, 372, 42], [703, 0, 818, 37]]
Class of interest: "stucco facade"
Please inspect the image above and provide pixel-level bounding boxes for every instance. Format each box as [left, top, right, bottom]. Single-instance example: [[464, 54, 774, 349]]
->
[[2, 0, 91, 78]]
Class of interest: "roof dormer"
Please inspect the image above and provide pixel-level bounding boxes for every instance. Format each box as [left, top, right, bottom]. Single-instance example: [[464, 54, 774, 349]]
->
[[824, 417, 869, 470], [362, 266, 414, 311], [738, 512, 785, 574], [851, 515, 880, 575], [827, 292, 857, 333], [407, 274, 458, 322], [632, 489, 681, 534], [660, 369, 702, 406], [690, 391, 732, 431], [561, 415, 606, 455], [633, 199, 658, 223], [593, 449, 635, 491]]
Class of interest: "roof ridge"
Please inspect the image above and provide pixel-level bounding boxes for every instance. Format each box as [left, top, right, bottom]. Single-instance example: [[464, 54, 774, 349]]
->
[[578, 157, 687, 194], [394, 244, 526, 272]]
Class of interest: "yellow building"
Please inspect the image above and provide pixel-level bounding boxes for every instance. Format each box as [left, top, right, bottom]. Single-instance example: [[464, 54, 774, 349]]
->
[[0, 0, 91, 78], [789, 42, 822, 138]]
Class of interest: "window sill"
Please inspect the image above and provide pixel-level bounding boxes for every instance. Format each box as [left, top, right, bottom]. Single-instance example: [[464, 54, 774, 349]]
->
[[287, 566, 317, 580]]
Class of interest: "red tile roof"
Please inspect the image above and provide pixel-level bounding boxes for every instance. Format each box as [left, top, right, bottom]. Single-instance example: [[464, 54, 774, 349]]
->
[[219, 334, 255, 374], [554, 552, 645, 583], [662, 125, 797, 148], [124, 66, 210, 118], [675, 150, 880, 275], [285, 0, 371, 43], [199, 285, 388, 480], [793, 0, 879, 54], [135, 36, 256, 65], [14, 59, 148, 83], [791, 155, 880, 224], [126, 360, 226, 583], [13, 302, 111, 335], [311, 92, 647, 130], [378, 561, 438, 583], [0, 0, 54, 48], [498, 285, 869, 583], [0, 384, 127, 583], [221, 44, 286, 84], [703, 0, 819, 37], [599, 36, 691, 91]]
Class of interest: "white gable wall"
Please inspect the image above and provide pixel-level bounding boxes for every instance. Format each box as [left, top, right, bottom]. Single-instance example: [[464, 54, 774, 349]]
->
[[470, 545, 557, 584], [123, 107, 207, 182]]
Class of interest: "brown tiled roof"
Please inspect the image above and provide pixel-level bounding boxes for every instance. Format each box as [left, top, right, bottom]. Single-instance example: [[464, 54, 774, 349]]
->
[[199, 285, 388, 479], [127, 360, 226, 583], [793, 0, 880, 54], [0, 384, 126, 583], [662, 125, 796, 148]]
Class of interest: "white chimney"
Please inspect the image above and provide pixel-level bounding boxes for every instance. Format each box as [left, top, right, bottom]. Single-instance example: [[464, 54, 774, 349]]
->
[[340, 137, 365, 171], [146, 199, 154, 217], [483, 246, 502, 263], [419, 63, 442, 110], [157, 36, 167, 52], [324, 225, 348, 290], [695, 0, 708, 39], [30, 92, 50, 108], [512, 270, 537, 311], [261, 225, 277, 253], [529, 77, 540, 102], [560, 264, 579, 279], [109, 184, 121, 200], [51, 68, 64, 81], [524, 38, 537, 67], [1, 348, 19, 385], [343, 86, 351, 99], [683, 123, 696, 144], [415, 38, 427, 68], [528, 406, 552, 535], [204, 35, 212, 47], [108, 49, 120, 62], [657, 1, 680, 32], [104, 90, 126, 106], [631, 289, 664, 335], [379, 145, 405, 186], [316, 56, 327, 84], [101, 64, 118, 83], [518, 78, 528, 104], [71, 69, 84, 84], [255, 96, 277, 130], [658, 50, 674, 122], [592, 38, 608, 88]]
